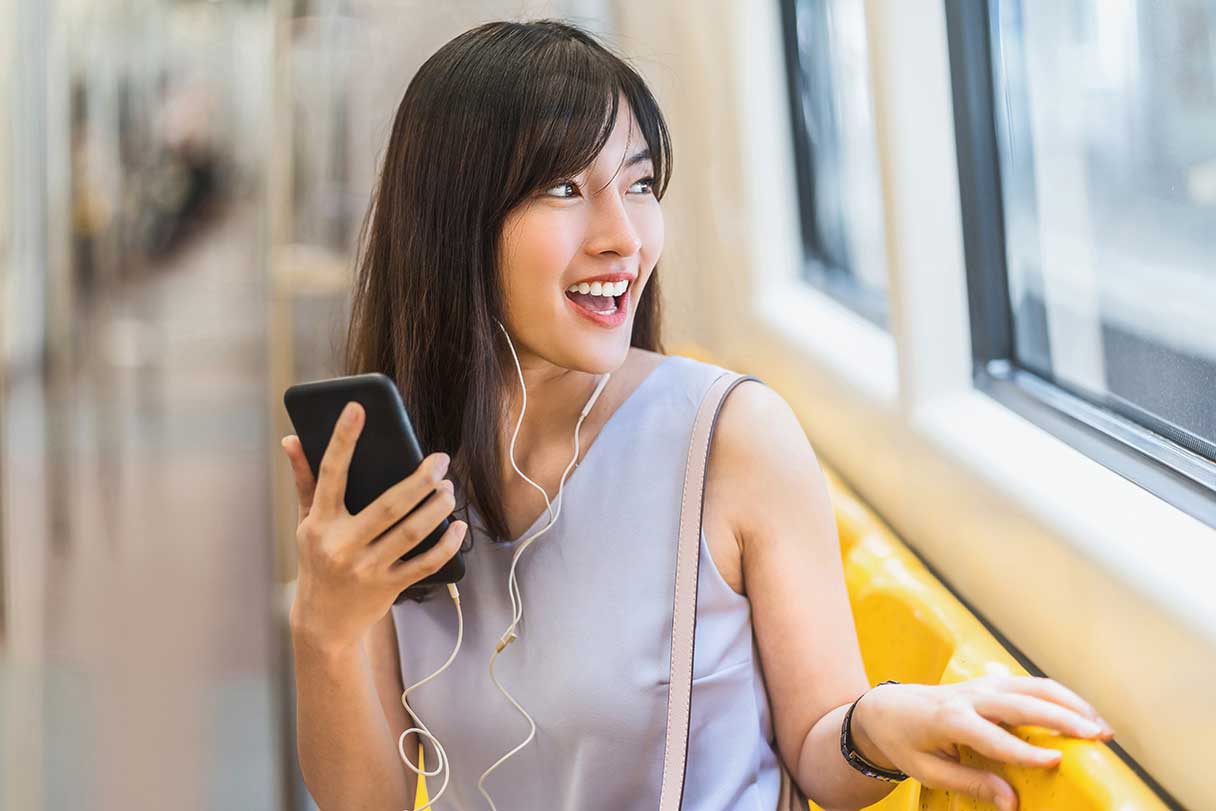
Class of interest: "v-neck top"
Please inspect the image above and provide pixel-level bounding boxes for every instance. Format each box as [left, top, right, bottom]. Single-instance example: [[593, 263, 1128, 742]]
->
[[389, 354, 783, 810], [490, 352, 678, 547]]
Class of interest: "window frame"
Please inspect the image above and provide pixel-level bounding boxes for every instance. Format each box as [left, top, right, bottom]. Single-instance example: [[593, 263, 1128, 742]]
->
[[944, 0, 1216, 531], [778, 0, 890, 330]]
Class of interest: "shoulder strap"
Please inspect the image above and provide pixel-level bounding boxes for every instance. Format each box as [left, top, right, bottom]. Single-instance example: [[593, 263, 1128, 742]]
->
[[658, 370, 763, 811]]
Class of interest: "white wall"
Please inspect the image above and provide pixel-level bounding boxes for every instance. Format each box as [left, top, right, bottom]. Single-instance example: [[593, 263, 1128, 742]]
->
[[613, 1, 1215, 808]]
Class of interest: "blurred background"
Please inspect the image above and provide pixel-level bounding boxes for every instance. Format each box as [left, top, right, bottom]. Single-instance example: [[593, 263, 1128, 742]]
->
[[1, 1, 1213, 809]]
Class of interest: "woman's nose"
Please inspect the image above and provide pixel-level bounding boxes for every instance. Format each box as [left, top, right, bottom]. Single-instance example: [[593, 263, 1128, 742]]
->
[[586, 194, 644, 257]]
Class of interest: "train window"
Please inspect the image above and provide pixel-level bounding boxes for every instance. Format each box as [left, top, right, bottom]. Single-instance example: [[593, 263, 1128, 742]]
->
[[948, 0, 1216, 527], [779, 0, 889, 329]]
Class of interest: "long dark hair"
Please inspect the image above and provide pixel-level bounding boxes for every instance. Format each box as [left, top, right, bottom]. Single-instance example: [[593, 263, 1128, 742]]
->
[[343, 19, 673, 597]]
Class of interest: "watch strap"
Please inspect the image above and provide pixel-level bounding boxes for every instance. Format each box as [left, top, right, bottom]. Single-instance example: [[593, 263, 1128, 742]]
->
[[840, 680, 910, 783]]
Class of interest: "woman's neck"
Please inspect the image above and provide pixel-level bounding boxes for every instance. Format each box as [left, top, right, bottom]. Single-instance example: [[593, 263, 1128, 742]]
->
[[498, 361, 607, 469]]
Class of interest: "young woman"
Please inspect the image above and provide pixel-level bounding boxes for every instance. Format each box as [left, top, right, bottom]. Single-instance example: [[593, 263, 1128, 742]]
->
[[280, 19, 1114, 811]]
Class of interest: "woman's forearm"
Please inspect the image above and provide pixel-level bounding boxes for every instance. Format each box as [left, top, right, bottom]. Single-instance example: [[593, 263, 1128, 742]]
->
[[293, 631, 411, 811], [795, 700, 899, 811]]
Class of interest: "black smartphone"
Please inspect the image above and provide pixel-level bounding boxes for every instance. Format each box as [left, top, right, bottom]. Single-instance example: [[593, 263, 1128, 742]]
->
[[283, 372, 466, 601]]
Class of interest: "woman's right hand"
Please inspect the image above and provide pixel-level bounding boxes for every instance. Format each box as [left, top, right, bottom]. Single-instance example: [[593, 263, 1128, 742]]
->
[[280, 400, 469, 656]]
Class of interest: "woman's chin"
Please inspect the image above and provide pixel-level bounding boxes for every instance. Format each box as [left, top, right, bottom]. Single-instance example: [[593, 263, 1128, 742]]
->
[[560, 337, 632, 377]]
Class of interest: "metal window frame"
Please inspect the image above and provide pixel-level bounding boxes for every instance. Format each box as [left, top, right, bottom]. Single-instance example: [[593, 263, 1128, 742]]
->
[[778, 0, 889, 330], [944, 0, 1216, 533], [0, 0, 8, 656]]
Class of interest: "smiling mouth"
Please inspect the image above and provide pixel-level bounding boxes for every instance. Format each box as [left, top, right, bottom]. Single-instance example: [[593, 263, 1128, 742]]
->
[[564, 280, 629, 315], [565, 289, 621, 314]]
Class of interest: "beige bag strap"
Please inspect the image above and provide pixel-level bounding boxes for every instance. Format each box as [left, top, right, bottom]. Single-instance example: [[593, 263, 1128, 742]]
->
[[657, 371, 759, 810], [657, 369, 808, 811]]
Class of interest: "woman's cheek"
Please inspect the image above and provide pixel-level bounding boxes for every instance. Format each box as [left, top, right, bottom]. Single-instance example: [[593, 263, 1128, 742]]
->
[[507, 219, 575, 300], [639, 208, 664, 270]]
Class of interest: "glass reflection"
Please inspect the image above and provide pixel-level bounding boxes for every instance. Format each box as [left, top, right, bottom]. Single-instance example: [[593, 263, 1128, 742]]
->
[[994, 0, 1216, 457]]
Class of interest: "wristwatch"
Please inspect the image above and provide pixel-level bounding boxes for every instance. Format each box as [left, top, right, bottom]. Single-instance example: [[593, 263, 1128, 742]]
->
[[840, 680, 909, 783]]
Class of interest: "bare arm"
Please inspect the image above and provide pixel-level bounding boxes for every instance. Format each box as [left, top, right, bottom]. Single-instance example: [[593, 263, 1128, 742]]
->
[[708, 381, 895, 809], [367, 609, 420, 806], [293, 610, 415, 811], [713, 382, 1114, 811]]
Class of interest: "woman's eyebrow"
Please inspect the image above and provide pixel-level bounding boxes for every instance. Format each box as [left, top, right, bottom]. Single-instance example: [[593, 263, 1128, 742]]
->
[[623, 147, 652, 169]]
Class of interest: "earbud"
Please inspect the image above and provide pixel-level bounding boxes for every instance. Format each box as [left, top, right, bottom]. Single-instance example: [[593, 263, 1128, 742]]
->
[[396, 318, 610, 811]]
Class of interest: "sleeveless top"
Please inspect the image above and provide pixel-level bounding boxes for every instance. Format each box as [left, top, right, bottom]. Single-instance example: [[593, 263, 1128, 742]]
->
[[389, 354, 784, 810]]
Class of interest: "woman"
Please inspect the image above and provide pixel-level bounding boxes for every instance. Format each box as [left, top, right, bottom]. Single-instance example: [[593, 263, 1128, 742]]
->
[[280, 18, 1114, 811]]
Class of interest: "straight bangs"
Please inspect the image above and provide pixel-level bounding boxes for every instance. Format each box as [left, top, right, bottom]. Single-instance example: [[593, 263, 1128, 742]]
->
[[495, 31, 674, 215]]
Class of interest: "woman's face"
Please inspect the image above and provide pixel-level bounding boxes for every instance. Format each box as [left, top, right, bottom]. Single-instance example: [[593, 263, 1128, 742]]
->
[[498, 97, 664, 374]]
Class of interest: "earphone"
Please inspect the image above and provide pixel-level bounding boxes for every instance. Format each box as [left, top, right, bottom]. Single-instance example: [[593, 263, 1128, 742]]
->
[[396, 319, 611, 811]]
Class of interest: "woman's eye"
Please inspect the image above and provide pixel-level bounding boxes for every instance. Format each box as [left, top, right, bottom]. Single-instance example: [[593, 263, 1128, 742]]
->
[[544, 180, 579, 199], [543, 175, 655, 199], [630, 176, 656, 195]]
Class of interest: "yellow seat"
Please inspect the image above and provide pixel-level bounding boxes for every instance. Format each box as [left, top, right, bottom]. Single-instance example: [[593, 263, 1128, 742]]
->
[[413, 343, 1170, 810], [813, 463, 1166, 811]]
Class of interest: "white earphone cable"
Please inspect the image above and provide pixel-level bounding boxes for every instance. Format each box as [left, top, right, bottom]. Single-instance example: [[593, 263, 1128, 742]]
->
[[477, 321, 608, 810], [397, 582, 462, 811], [397, 320, 609, 811]]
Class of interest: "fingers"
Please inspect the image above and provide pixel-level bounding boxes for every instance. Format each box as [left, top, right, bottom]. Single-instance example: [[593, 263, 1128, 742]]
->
[[281, 435, 317, 523], [313, 401, 364, 516], [1000, 675, 1112, 731], [947, 709, 1063, 770], [386, 518, 468, 587], [973, 692, 1113, 741], [918, 677, 1118, 811], [915, 752, 1019, 811], [351, 452, 451, 541], [367, 478, 458, 569]]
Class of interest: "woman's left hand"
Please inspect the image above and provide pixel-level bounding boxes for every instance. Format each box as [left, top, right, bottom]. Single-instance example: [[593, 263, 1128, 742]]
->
[[849, 675, 1116, 811]]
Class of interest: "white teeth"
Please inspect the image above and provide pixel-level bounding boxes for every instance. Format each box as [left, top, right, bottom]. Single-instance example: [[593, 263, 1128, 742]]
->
[[566, 280, 629, 296]]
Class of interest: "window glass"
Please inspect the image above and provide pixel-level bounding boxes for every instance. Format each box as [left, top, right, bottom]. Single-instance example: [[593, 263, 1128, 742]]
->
[[784, 0, 889, 327], [992, 0, 1216, 456]]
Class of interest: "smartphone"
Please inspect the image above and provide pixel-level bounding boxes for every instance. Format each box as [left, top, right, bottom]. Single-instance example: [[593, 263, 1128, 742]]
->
[[283, 372, 466, 601]]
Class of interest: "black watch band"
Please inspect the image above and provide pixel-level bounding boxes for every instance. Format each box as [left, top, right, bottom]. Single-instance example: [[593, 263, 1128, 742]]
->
[[840, 680, 909, 783]]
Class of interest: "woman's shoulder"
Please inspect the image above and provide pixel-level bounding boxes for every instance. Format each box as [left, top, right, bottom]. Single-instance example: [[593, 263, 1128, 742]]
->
[[640, 349, 761, 395], [645, 353, 800, 487]]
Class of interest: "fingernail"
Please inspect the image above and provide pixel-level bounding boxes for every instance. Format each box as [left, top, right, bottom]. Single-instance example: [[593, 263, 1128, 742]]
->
[[437, 452, 451, 473], [280, 437, 290, 450], [1078, 719, 1103, 736], [340, 402, 357, 425]]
